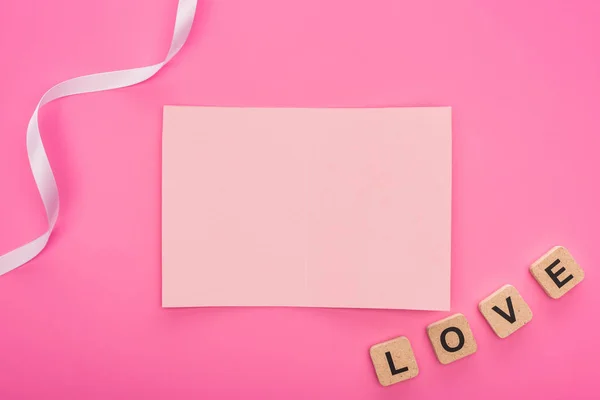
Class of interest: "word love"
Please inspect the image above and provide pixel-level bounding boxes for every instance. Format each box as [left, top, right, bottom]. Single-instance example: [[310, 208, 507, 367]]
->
[[370, 246, 585, 387]]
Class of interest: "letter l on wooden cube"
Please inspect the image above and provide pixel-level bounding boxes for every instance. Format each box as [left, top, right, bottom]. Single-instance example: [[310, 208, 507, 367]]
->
[[369, 336, 419, 386]]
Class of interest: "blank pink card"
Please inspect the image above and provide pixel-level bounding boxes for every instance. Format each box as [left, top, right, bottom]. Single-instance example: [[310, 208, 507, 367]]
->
[[162, 106, 452, 310]]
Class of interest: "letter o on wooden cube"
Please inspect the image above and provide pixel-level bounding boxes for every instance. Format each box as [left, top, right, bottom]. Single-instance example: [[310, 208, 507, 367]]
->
[[427, 313, 477, 365]]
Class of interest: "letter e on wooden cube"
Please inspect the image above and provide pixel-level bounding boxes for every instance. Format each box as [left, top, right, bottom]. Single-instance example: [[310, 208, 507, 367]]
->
[[530, 246, 584, 299]]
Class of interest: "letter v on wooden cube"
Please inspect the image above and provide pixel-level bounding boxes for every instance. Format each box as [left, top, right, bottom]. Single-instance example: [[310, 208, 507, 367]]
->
[[479, 284, 533, 338]]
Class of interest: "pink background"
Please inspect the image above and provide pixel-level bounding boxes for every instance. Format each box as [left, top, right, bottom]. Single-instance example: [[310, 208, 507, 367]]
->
[[0, 0, 598, 398]]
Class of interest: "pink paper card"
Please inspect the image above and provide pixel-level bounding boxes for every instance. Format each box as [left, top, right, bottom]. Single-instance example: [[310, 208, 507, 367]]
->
[[162, 106, 452, 310]]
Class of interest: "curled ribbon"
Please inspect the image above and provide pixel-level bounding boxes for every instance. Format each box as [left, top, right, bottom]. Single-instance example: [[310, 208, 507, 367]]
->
[[0, 0, 198, 276]]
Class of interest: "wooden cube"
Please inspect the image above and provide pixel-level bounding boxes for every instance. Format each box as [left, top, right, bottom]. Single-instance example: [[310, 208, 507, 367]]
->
[[427, 313, 477, 365], [530, 246, 584, 299], [369, 336, 419, 386], [479, 284, 533, 338]]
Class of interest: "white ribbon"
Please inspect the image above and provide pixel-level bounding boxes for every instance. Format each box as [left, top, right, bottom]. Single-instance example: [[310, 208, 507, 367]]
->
[[0, 0, 198, 276]]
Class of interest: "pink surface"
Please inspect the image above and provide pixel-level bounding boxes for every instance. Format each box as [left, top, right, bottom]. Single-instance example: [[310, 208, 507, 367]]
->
[[162, 106, 451, 310], [0, 0, 598, 398]]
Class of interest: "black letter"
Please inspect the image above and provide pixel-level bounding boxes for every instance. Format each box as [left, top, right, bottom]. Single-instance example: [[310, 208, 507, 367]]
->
[[492, 297, 516, 323], [385, 351, 408, 375], [545, 259, 573, 288], [440, 327, 465, 353]]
